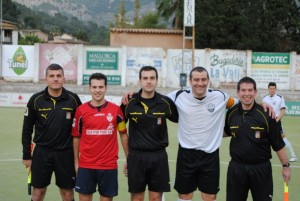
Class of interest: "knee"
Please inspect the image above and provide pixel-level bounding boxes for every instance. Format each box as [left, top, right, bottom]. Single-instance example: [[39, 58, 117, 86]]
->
[[32, 188, 47, 201], [60, 188, 74, 201]]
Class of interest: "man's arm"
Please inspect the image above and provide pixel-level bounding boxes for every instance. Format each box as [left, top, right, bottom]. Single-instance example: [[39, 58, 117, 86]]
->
[[276, 147, 291, 184], [119, 133, 129, 159], [118, 119, 129, 176], [72, 107, 82, 174], [22, 98, 36, 160], [73, 137, 80, 174], [277, 108, 286, 122]]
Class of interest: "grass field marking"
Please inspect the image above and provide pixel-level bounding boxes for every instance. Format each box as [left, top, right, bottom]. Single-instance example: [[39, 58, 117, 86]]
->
[[0, 158, 21, 162]]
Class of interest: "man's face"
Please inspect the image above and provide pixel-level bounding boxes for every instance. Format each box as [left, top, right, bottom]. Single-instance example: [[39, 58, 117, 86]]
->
[[89, 79, 107, 102], [189, 70, 209, 98], [45, 69, 65, 91], [237, 82, 257, 109], [268, 86, 276, 96], [139, 70, 157, 93]]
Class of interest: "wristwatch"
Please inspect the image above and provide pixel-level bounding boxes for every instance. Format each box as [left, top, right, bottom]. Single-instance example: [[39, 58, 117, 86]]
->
[[282, 162, 290, 167]]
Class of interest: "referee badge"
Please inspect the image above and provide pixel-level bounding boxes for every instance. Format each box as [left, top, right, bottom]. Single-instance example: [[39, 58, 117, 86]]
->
[[255, 131, 261, 138], [66, 112, 71, 119]]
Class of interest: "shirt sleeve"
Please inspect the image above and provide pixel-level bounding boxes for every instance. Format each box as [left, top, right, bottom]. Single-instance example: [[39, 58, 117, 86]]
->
[[165, 96, 178, 123], [21, 96, 36, 160], [280, 96, 286, 109], [167, 90, 179, 102], [72, 107, 82, 137], [226, 96, 238, 109], [269, 118, 285, 151], [117, 107, 127, 134]]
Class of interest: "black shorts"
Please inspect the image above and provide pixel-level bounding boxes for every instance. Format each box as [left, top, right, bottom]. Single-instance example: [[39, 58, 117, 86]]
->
[[127, 149, 170, 193], [278, 121, 284, 135], [174, 145, 220, 194], [31, 146, 75, 189], [226, 160, 273, 201], [75, 168, 118, 196]]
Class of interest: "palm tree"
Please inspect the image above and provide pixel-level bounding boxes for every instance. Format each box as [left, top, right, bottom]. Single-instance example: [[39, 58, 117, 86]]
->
[[134, 0, 140, 25], [155, 0, 182, 29]]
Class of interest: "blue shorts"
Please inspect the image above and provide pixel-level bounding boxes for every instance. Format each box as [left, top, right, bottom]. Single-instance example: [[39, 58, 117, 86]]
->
[[75, 168, 118, 197]]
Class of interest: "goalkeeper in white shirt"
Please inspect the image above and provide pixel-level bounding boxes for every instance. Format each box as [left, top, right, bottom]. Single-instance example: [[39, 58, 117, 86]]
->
[[262, 82, 297, 162]]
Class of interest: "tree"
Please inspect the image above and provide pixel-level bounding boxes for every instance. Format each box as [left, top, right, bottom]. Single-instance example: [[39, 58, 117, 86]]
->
[[155, 0, 182, 29], [135, 12, 166, 29], [134, 0, 140, 25], [18, 33, 43, 45], [114, 0, 127, 28], [74, 31, 89, 42], [3, 0, 21, 22], [194, 0, 300, 52]]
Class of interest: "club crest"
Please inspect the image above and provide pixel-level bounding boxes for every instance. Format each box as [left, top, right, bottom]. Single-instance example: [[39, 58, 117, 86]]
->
[[206, 103, 215, 113]]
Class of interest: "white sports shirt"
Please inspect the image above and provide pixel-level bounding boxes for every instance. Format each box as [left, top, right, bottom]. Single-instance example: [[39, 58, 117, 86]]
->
[[168, 88, 235, 153], [262, 94, 286, 117]]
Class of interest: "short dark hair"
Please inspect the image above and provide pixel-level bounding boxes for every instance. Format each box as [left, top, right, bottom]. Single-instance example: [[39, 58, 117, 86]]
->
[[268, 82, 277, 88], [189, 66, 209, 80], [237, 77, 257, 91], [139, 66, 158, 80], [46, 64, 64, 76], [89, 73, 107, 86]]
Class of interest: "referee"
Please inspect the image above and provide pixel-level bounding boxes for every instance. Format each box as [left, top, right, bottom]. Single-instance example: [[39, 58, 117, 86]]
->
[[224, 77, 291, 201], [121, 66, 178, 201], [21, 64, 82, 201]]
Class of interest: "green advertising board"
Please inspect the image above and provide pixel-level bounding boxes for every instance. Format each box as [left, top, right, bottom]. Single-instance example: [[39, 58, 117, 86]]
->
[[83, 74, 121, 85], [86, 51, 118, 70], [252, 52, 290, 65], [285, 102, 300, 116]]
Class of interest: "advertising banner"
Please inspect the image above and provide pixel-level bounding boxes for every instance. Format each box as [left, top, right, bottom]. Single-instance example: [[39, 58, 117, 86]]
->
[[0, 93, 32, 107], [126, 47, 166, 87], [166, 49, 205, 88], [2, 45, 35, 80], [83, 74, 121, 85], [295, 55, 300, 90], [251, 52, 290, 89], [286, 102, 300, 116], [184, 0, 195, 27], [86, 51, 118, 70], [39, 44, 79, 80], [208, 49, 247, 88]]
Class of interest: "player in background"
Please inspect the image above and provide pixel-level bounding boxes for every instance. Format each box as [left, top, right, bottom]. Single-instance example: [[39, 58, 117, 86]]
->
[[262, 82, 297, 162]]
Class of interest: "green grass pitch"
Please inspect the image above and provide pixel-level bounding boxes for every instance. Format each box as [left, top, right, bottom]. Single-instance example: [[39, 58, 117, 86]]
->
[[0, 107, 299, 201]]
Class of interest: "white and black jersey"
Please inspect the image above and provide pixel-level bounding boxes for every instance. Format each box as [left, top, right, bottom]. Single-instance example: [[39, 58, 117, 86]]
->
[[168, 88, 236, 153], [262, 93, 286, 117]]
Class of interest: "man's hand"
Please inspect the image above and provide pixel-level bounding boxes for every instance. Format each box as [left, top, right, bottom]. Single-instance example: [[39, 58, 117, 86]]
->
[[121, 91, 134, 105], [123, 162, 128, 177], [22, 159, 32, 169], [261, 102, 276, 118], [282, 166, 291, 184]]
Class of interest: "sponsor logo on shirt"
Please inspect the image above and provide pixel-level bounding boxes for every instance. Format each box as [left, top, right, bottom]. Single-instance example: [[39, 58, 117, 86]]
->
[[86, 130, 113, 135]]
